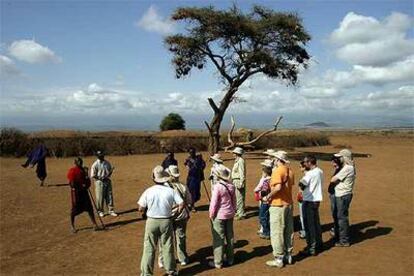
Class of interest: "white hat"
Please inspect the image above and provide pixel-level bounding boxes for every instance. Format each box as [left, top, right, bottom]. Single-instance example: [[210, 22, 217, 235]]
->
[[152, 165, 170, 183], [210, 153, 223, 163], [212, 164, 231, 181], [232, 147, 244, 155], [263, 149, 276, 156], [271, 150, 290, 163], [166, 165, 180, 178], [260, 159, 274, 168], [334, 149, 353, 159]]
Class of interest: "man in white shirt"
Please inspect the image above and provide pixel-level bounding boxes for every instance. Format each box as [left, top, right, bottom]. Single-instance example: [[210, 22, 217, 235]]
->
[[330, 149, 356, 247], [299, 155, 323, 256], [90, 151, 117, 217], [138, 166, 184, 276]]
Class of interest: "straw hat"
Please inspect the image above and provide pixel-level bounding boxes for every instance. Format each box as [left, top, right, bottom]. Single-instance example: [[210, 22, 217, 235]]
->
[[263, 149, 276, 156], [166, 165, 180, 178], [260, 159, 274, 168], [232, 147, 244, 155], [210, 153, 223, 163], [152, 165, 170, 183], [270, 150, 290, 163], [334, 149, 352, 159], [212, 164, 231, 181]]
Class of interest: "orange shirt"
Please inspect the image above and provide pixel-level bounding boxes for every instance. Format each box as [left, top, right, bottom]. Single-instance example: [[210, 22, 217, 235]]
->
[[270, 165, 295, 206]]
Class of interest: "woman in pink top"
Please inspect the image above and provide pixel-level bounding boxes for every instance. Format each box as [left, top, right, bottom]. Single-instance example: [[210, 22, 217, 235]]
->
[[208, 165, 236, 269]]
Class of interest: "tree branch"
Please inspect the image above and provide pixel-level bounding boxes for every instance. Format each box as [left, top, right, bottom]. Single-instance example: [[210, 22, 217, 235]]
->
[[239, 116, 283, 146], [207, 98, 219, 114], [203, 45, 234, 84]]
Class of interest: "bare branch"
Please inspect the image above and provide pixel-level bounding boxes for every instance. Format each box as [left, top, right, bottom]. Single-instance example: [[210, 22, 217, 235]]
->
[[239, 116, 283, 146], [207, 98, 219, 114], [204, 121, 213, 137]]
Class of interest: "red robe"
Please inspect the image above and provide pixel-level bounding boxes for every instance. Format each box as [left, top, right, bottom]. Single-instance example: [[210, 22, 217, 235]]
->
[[67, 166, 93, 216]]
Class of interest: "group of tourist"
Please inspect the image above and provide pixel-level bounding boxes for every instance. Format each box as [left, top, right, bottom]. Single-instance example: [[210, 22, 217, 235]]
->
[[21, 143, 356, 275]]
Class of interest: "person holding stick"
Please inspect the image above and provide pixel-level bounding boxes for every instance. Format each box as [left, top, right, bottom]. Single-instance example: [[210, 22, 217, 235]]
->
[[91, 151, 118, 217], [67, 157, 99, 233], [184, 147, 206, 211]]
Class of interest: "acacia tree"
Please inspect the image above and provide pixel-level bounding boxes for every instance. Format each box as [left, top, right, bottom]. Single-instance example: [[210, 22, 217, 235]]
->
[[165, 5, 311, 153]]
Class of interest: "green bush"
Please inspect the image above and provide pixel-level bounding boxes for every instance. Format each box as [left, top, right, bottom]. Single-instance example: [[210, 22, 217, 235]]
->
[[0, 128, 29, 157], [160, 113, 186, 131]]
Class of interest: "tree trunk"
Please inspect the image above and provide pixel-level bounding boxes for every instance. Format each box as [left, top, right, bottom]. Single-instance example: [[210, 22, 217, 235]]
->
[[206, 86, 238, 154]]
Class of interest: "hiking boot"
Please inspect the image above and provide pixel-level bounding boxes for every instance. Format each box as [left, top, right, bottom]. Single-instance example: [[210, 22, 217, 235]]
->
[[266, 257, 284, 268]]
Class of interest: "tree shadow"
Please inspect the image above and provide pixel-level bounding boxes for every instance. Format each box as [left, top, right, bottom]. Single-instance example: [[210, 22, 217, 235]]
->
[[180, 240, 249, 275]]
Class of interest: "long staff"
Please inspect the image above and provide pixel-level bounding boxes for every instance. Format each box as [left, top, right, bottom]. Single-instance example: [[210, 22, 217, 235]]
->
[[202, 180, 211, 203], [88, 189, 106, 230]]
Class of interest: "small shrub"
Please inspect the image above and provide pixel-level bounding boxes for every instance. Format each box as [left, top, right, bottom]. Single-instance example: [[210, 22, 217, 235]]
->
[[160, 113, 186, 131]]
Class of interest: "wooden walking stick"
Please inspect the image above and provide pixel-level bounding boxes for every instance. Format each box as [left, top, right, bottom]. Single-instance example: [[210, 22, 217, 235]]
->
[[202, 180, 211, 203], [88, 189, 106, 230]]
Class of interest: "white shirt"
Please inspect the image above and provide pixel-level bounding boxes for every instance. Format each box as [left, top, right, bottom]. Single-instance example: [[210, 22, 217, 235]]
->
[[334, 164, 356, 197], [91, 159, 113, 180], [137, 184, 183, 218], [300, 167, 323, 202]]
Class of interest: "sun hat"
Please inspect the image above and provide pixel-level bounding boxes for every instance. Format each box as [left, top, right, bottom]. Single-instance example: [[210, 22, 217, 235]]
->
[[263, 149, 276, 156], [166, 165, 180, 178], [334, 149, 353, 159], [260, 159, 274, 168], [213, 164, 231, 181], [153, 165, 170, 183], [232, 147, 244, 155], [270, 150, 290, 163], [210, 153, 223, 163]]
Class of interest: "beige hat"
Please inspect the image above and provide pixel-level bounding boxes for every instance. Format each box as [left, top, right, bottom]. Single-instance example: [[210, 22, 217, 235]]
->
[[271, 150, 290, 163], [166, 165, 180, 178], [153, 165, 170, 183], [210, 153, 223, 163], [263, 149, 276, 156], [213, 164, 231, 181], [334, 149, 352, 159], [232, 147, 244, 155], [260, 159, 274, 168]]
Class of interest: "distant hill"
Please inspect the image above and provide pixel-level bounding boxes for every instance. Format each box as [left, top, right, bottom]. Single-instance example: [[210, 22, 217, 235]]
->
[[305, 121, 331, 128]]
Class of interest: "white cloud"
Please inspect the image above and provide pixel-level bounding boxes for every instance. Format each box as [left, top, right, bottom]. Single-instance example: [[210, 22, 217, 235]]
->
[[0, 55, 21, 77], [136, 5, 176, 35], [330, 12, 414, 66], [8, 39, 62, 64]]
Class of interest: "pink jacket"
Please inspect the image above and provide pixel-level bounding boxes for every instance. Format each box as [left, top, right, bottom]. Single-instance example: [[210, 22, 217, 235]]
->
[[209, 180, 236, 220]]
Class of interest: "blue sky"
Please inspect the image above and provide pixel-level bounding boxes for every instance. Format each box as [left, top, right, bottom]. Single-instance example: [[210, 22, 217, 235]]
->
[[1, 0, 413, 130]]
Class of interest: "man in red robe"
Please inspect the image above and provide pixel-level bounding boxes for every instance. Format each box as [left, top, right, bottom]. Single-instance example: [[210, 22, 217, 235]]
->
[[68, 157, 99, 233]]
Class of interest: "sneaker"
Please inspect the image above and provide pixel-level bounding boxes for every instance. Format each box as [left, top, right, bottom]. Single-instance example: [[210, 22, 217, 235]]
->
[[266, 257, 284, 268], [285, 254, 293, 265], [335, 242, 350, 247], [98, 212, 105, 217], [257, 229, 263, 235], [180, 259, 188, 266], [208, 261, 222, 269], [109, 211, 118, 217]]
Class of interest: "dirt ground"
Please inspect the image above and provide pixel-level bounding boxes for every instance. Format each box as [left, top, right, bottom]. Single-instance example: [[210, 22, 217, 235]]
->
[[0, 134, 413, 275]]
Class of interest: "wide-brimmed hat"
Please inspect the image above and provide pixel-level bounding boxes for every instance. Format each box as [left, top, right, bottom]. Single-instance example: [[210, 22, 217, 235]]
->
[[263, 149, 276, 156], [212, 164, 231, 181], [166, 165, 180, 178], [334, 149, 352, 159], [153, 165, 170, 183], [260, 159, 274, 168], [270, 150, 290, 163], [210, 153, 223, 163], [232, 147, 244, 155], [96, 150, 104, 157]]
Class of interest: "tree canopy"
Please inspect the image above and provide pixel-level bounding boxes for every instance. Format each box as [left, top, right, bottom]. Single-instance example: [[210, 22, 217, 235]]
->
[[160, 113, 186, 131]]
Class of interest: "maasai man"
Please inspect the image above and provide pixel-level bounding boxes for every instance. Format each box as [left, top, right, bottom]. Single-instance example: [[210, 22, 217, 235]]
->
[[231, 147, 246, 220], [21, 141, 48, 186], [67, 157, 99, 233], [184, 147, 205, 211], [161, 152, 178, 169], [90, 151, 118, 217]]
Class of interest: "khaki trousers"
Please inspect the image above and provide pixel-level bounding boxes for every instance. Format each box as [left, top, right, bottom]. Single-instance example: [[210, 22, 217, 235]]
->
[[211, 218, 234, 266], [159, 219, 188, 264], [234, 179, 246, 217], [140, 218, 175, 276], [269, 205, 294, 257], [94, 179, 114, 212]]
